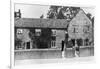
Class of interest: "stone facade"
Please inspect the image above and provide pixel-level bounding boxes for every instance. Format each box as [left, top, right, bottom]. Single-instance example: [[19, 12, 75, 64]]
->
[[68, 9, 92, 39], [14, 9, 94, 60]]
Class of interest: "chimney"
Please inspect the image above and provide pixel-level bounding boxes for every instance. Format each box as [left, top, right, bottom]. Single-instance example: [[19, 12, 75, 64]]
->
[[14, 9, 21, 18]]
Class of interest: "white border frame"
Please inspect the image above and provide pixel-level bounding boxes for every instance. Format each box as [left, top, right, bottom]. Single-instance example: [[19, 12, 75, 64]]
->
[[10, 0, 95, 68], [10, 0, 14, 68]]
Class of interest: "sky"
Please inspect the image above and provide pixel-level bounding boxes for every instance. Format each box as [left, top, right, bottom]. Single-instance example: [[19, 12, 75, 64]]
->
[[15, 4, 94, 18]]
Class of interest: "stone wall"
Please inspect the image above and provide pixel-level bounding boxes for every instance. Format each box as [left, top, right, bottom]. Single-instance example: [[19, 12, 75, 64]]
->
[[79, 46, 94, 57], [15, 49, 62, 60]]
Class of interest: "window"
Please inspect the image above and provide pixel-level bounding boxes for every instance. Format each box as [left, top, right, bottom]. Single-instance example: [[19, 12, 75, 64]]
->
[[72, 25, 78, 33], [84, 39, 89, 46], [15, 38, 22, 50], [67, 39, 74, 48], [51, 30, 56, 48], [51, 36, 56, 48], [26, 42, 30, 49], [71, 39, 75, 46], [73, 27, 78, 33], [77, 39, 83, 46], [51, 41, 56, 48], [17, 29, 23, 34], [35, 29, 41, 36], [52, 30, 56, 36], [83, 25, 90, 34]]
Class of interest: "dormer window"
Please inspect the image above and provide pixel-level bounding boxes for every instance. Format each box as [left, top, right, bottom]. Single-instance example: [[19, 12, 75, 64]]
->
[[35, 29, 41, 36], [17, 29, 23, 34], [52, 30, 56, 36]]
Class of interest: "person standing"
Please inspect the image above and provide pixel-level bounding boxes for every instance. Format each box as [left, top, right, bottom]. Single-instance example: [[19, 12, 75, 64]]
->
[[61, 40, 65, 51], [61, 40, 65, 58]]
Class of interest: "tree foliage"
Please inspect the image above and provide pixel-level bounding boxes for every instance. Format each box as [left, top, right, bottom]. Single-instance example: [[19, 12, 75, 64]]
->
[[47, 6, 80, 21], [86, 13, 94, 27]]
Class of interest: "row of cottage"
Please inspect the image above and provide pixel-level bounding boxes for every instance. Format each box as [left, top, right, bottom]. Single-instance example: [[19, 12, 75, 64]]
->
[[14, 9, 93, 50]]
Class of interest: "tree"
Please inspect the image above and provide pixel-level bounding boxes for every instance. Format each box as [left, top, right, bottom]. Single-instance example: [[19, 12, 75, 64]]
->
[[47, 6, 61, 19], [86, 13, 92, 20], [47, 6, 80, 21], [91, 17, 94, 27], [86, 13, 94, 27], [40, 14, 44, 18]]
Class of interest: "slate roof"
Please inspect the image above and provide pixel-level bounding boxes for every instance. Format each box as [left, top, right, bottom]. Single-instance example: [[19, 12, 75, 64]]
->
[[15, 18, 69, 28], [14, 9, 92, 29]]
